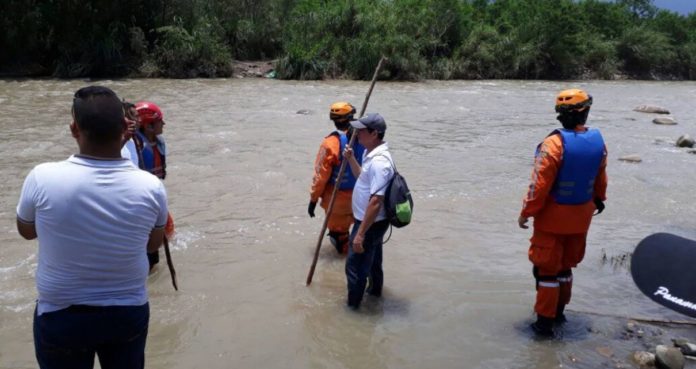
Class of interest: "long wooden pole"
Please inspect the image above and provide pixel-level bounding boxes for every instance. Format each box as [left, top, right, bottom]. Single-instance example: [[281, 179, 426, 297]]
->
[[163, 236, 178, 290], [306, 56, 386, 286]]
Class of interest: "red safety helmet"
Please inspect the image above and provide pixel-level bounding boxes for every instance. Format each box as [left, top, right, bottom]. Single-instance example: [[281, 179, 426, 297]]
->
[[135, 101, 164, 126]]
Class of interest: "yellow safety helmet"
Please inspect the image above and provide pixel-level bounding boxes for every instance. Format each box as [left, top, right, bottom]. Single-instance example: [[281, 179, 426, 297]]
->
[[555, 89, 592, 113], [329, 102, 356, 121]]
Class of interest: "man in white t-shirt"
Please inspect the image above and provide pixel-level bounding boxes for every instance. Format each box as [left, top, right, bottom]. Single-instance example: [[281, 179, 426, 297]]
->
[[343, 113, 394, 309], [16, 86, 168, 369]]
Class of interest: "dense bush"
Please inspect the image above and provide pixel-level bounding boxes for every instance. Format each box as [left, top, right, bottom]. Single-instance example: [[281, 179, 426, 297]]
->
[[150, 17, 232, 77], [1, 0, 695, 80]]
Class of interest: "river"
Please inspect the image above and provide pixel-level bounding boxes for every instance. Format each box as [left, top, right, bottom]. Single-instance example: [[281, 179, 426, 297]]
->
[[1, 79, 696, 368]]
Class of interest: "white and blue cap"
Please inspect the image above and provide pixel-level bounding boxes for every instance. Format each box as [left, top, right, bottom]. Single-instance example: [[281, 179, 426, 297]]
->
[[350, 113, 386, 133]]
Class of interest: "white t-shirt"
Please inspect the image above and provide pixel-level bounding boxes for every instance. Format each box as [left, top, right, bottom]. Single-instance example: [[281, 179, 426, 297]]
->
[[352, 143, 394, 221], [16, 155, 168, 315], [121, 138, 139, 167]]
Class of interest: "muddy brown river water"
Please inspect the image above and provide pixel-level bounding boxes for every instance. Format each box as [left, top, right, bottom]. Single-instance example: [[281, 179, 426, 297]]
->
[[1, 79, 696, 369]]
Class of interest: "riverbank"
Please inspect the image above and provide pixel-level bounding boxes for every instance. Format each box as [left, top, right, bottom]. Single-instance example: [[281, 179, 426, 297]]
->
[[0, 60, 278, 79], [231, 60, 276, 79], [0, 60, 688, 82]]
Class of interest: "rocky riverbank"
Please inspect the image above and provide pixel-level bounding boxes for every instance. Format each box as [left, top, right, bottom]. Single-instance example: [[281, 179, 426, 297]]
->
[[548, 312, 696, 369], [231, 60, 276, 79]]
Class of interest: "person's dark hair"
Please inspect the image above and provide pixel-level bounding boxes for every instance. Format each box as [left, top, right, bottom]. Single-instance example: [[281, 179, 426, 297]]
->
[[557, 108, 590, 130], [334, 120, 350, 131], [367, 127, 385, 140], [72, 86, 124, 144], [122, 101, 137, 120]]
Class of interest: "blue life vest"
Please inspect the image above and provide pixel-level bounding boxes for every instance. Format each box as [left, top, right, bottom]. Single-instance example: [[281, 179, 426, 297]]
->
[[136, 131, 167, 179], [547, 128, 605, 204], [329, 131, 365, 190]]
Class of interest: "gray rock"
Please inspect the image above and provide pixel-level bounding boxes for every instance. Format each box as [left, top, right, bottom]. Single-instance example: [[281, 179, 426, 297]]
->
[[656, 345, 685, 369], [296, 109, 312, 115], [672, 338, 696, 357], [653, 117, 677, 125], [676, 135, 695, 148], [619, 154, 642, 163], [688, 149, 696, 155], [633, 351, 656, 366], [635, 105, 671, 114]]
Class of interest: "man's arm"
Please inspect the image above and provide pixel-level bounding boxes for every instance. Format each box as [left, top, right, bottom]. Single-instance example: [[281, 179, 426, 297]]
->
[[121, 118, 135, 147], [594, 147, 608, 201], [149, 181, 169, 252], [352, 195, 383, 253], [16, 218, 37, 240], [147, 227, 165, 253], [520, 137, 562, 217], [343, 147, 362, 178], [310, 139, 338, 202]]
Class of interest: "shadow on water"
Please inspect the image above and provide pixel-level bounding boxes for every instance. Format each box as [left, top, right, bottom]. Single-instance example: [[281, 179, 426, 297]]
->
[[355, 292, 411, 318]]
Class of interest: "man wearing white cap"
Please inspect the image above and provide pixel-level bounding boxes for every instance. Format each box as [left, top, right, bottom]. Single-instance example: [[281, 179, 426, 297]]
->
[[343, 113, 394, 309]]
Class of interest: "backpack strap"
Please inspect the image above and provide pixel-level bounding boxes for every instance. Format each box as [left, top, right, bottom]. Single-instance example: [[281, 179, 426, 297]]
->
[[373, 153, 397, 243], [374, 153, 397, 194]]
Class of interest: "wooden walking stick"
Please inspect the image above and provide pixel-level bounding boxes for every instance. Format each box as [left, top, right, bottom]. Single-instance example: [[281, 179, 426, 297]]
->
[[306, 56, 386, 286], [163, 236, 178, 290]]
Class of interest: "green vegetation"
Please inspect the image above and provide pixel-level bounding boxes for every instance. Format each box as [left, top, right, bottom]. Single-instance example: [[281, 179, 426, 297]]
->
[[1, 0, 695, 80]]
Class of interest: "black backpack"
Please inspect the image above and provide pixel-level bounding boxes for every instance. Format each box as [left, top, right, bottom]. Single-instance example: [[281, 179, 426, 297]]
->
[[378, 155, 413, 228]]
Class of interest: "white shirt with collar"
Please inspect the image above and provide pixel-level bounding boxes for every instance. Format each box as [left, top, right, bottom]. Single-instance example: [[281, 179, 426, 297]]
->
[[352, 142, 394, 221], [16, 155, 168, 315]]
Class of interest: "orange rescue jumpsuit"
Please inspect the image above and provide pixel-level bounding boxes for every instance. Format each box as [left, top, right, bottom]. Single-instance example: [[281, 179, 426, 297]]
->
[[310, 133, 355, 240], [521, 127, 608, 319]]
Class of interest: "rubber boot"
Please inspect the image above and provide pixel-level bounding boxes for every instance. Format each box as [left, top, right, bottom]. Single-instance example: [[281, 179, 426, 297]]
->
[[530, 315, 554, 337], [328, 231, 349, 254], [555, 304, 567, 324], [328, 231, 342, 254]]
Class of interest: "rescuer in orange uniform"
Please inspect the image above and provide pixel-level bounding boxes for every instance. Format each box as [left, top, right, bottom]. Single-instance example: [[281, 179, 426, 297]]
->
[[308, 102, 365, 254], [518, 89, 608, 337]]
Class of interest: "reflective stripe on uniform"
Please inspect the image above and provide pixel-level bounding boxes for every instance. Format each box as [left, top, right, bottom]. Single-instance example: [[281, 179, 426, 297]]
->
[[538, 281, 560, 288]]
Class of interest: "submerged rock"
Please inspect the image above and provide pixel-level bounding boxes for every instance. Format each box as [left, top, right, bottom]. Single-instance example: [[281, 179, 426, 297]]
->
[[675, 135, 695, 148], [626, 321, 637, 333], [653, 117, 677, 125], [635, 105, 671, 114], [633, 351, 656, 366], [596, 346, 614, 358], [655, 345, 685, 369], [619, 154, 642, 163]]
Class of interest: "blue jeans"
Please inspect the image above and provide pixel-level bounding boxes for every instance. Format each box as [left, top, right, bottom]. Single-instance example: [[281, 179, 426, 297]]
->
[[34, 303, 149, 369], [345, 219, 390, 308]]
